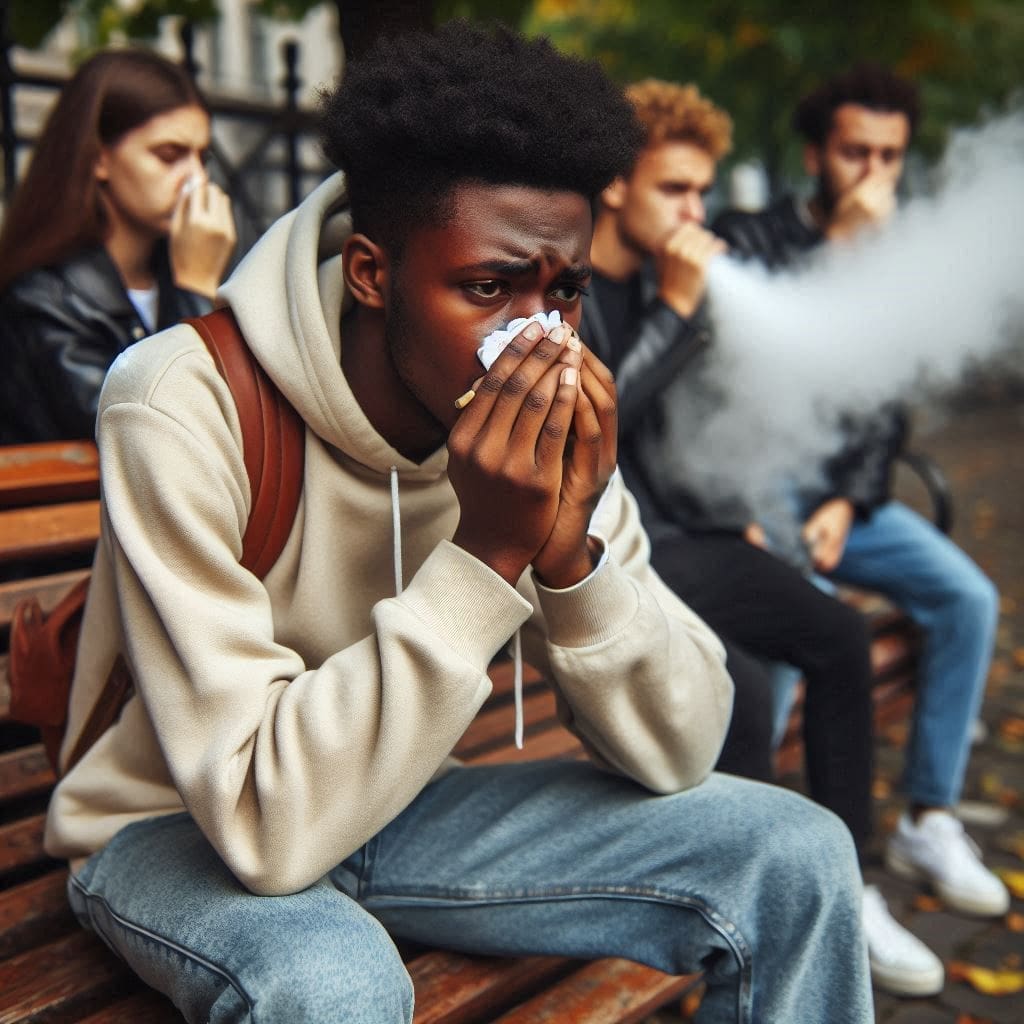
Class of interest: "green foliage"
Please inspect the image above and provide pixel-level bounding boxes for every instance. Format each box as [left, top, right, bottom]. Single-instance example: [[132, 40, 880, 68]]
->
[[524, 0, 1024, 186], [9, 0, 219, 49]]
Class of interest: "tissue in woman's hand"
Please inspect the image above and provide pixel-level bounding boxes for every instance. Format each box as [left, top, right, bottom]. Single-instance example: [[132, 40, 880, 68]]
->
[[477, 311, 562, 370]]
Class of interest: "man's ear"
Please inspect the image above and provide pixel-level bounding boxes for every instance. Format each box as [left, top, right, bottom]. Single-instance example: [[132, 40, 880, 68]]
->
[[803, 143, 822, 178], [94, 147, 111, 184], [343, 233, 389, 310], [600, 176, 629, 212]]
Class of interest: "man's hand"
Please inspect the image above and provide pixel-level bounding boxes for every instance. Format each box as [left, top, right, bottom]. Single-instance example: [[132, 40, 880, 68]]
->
[[531, 343, 618, 589], [170, 179, 237, 299], [654, 222, 727, 319], [802, 498, 855, 572], [744, 522, 768, 549], [825, 171, 898, 242], [447, 320, 582, 587]]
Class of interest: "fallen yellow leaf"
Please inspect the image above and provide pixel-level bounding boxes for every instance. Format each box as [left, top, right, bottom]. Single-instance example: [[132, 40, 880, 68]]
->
[[998, 717, 1024, 742], [948, 961, 1024, 995], [996, 869, 1024, 899], [680, 981, 706, 1018], [1007, 912, 1024, 933]]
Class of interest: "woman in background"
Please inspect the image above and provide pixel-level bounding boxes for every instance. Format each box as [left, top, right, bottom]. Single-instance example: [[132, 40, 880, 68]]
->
[[0, 48, 235, 443]]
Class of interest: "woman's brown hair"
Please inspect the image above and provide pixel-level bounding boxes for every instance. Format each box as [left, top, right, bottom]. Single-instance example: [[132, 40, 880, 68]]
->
[[0, 48, 206, 292]]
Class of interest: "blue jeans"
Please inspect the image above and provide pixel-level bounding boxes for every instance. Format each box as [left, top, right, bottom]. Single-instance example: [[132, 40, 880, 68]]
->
[[830, 502, 998, 807], [67, 762, 872, 1023]]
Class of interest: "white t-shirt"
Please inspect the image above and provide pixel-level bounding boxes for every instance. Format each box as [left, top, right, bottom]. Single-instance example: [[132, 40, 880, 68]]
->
[[127, 286, 159, 335]]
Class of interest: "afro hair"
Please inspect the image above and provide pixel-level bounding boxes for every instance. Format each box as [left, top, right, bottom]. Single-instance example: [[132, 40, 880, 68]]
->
[[794, 63, 921, 147], [625, 79, 732, 161], [318, 20, 644, 250]]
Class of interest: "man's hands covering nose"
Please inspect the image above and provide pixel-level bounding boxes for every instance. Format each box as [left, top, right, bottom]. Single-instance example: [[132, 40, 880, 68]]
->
[[825, 170, 898, 242], [448, 320, 617, 590], [655, 221, 727, 319]]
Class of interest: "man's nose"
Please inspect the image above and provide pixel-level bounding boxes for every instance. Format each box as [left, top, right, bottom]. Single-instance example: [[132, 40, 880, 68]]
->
[[682, 192, 706, 224], [866, 150, 888, 176]]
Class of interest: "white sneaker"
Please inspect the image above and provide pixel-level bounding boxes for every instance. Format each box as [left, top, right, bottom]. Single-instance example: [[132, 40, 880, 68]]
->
[[862, 885, 944, 997], [885, 810, 1010, 917]]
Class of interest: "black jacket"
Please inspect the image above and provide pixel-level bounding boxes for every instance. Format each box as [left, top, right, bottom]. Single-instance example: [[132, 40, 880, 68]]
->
[[711, 196, 908, 515], [0, 244, 210, 443], [581, 267, 721, 537]]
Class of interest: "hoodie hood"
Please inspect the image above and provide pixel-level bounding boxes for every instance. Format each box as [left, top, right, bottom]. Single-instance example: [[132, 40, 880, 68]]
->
[[219, 173, 448, 483]]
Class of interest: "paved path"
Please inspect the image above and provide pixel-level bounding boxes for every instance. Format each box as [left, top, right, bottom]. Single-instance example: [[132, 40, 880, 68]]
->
[[866, 397, 1024, 1024]]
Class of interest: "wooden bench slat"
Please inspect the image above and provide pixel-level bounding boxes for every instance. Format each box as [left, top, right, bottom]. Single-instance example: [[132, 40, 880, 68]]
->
[[73, 991, 181, 1024], [454, 690, 559, 761], [0, 814, 47, 877], [410, 952, 574, 1024], [470, 725, 584, 765], [0, 443, 99, 510], [491, 959, 700, 1024], [0, 745, 55, 804], [0, 871, 75, 961], [0, 502, 101, 564], [0, 931, 137, 1024], [0, 657, 9, 722], [0, 570, 91, 632]]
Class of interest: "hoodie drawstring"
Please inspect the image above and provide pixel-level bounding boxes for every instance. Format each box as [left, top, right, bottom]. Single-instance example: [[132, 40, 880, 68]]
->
[[389, 466, 403, 596], [388, 464, 523, 748]]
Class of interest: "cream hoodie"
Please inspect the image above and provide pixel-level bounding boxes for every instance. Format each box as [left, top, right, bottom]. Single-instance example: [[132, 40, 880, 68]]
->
[[44, 174, 733, 896]]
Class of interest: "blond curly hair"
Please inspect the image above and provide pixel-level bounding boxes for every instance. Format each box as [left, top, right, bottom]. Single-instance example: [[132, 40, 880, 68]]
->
[[624, 79, 733, 161]]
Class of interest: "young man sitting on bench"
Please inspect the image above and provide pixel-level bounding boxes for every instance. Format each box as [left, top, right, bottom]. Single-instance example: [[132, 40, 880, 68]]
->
[[43, 23, 871, 1023]]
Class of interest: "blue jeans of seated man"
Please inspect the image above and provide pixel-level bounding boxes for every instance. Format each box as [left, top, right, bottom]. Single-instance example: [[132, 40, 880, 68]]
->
[[67, 762, 872, 1024], [829, 502, 998, 807]]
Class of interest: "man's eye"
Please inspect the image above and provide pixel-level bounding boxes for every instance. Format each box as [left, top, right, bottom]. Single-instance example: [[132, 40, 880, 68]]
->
[[549, 285, 586, 302], [465, 282, 504, 298]]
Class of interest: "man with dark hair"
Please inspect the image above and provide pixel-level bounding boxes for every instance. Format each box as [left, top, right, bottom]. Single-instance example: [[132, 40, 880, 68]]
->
[[41, 23, 870, 1023], [713, 62, 1007, 990], [584, 77, 951, 1000]]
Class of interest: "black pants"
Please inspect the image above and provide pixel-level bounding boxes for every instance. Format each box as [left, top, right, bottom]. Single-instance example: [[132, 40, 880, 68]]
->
[[651, 527, 874, 855]]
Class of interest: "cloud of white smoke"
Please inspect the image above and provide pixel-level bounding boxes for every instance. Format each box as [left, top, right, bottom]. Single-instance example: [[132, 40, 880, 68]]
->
[[659, 111, 1024, 539]]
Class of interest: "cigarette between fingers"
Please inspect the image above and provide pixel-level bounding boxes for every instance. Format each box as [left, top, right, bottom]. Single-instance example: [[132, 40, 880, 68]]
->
[[454, 389, 476, 410]]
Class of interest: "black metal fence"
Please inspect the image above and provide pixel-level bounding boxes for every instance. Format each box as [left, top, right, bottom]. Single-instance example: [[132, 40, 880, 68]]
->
[[0, 22, 332, 258]]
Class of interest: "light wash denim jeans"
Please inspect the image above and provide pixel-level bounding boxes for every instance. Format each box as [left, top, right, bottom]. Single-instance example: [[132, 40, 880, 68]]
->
[[67, 762, 872, 1024], [829, 502, 998, 807]]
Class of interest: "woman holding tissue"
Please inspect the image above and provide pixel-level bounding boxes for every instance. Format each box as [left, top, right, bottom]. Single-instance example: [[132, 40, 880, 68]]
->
[[0, 48, 235, 443]]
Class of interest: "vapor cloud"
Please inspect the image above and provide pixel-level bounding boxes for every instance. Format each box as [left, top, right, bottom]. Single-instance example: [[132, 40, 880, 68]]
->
[[659, 111, 1024, 541]]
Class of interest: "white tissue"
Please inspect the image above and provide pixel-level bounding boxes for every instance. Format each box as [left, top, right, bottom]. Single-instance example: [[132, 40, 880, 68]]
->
[[180, 173, 204, 199], [477, 310, 562, 370]]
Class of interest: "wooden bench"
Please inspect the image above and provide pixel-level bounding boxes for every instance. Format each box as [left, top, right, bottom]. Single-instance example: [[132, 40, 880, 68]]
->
[[0, 441, 923, 1023]]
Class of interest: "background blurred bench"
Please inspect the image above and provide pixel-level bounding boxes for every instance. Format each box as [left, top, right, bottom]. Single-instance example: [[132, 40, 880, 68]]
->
[[0, 439, 925, 1022]]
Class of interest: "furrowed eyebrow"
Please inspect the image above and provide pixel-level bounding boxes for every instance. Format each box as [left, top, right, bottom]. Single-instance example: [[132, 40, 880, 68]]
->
[[458, 259, 592, 281], [558, 263, 593, 284], [459, 259, 537, 276]]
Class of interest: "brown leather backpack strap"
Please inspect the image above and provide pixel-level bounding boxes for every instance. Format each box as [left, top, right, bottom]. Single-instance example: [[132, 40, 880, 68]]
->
[[184, 308, 305, 577], [64, 654, 134, 774]]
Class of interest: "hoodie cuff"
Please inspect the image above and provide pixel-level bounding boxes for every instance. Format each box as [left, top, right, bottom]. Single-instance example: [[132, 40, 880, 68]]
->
[[532, 555, 639, 649], [398, 539, 533, 667]]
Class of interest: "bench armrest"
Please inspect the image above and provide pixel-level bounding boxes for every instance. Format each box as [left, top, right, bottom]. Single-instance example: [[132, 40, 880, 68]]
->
[[895, 450, 954, 535]]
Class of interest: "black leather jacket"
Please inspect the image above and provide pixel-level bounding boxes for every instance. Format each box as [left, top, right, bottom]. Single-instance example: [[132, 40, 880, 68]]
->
[[0, 244, 210, 443], [581, 268, 716, 536], [712, 196, 908, 515]]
